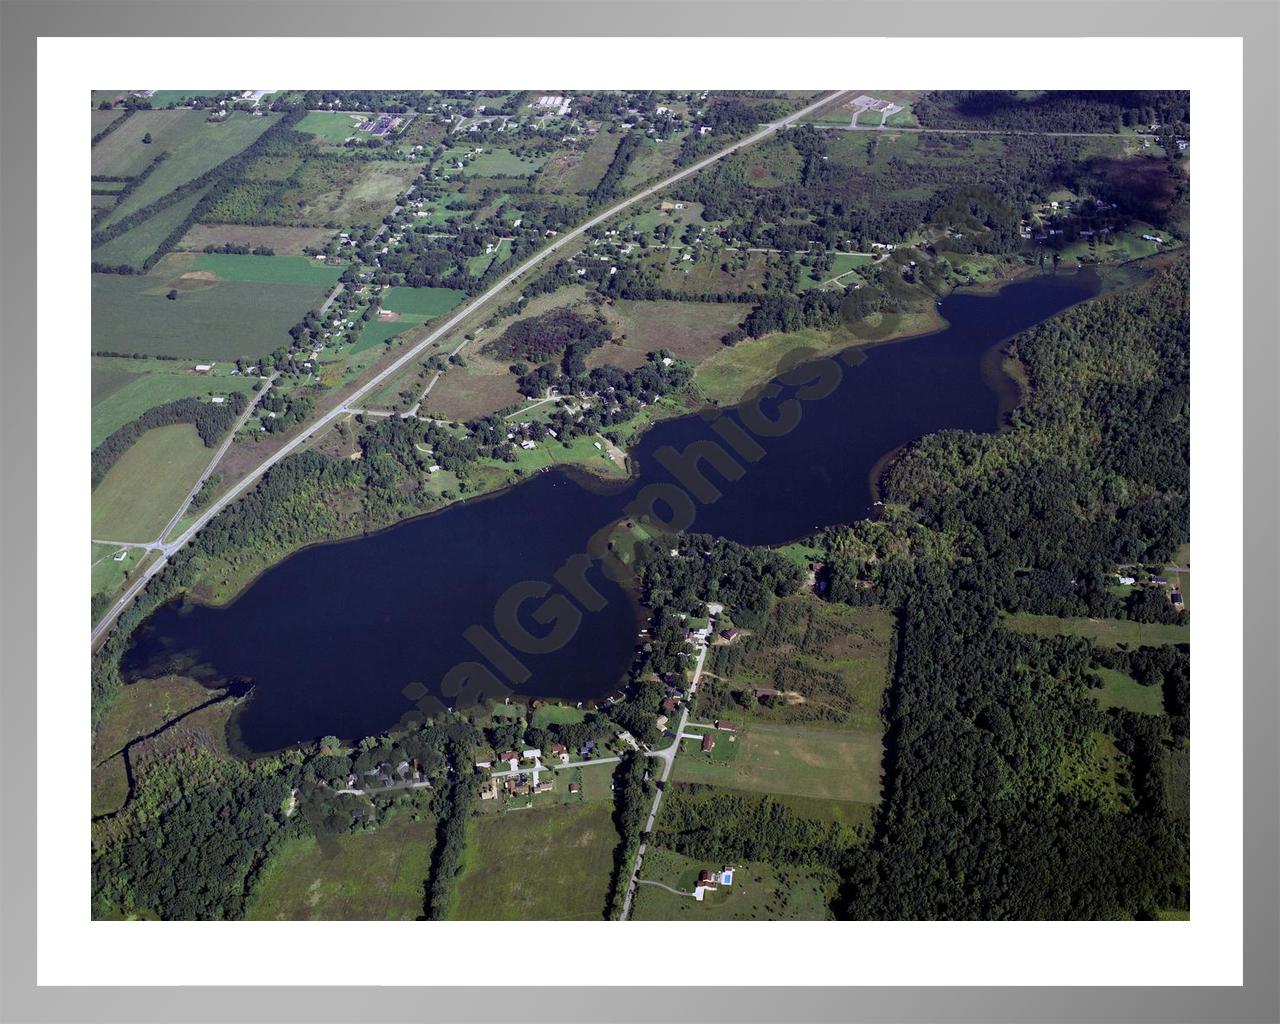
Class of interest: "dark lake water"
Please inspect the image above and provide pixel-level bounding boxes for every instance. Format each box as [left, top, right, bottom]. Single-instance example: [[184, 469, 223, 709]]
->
[[122, 270, 1101, 752]]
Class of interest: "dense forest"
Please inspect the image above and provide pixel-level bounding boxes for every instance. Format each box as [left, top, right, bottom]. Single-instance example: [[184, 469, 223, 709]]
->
[[913, 90, 1190, 134]]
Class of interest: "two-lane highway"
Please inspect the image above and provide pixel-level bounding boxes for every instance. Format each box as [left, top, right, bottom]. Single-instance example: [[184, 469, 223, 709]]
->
[[90, 90, 852, 648]]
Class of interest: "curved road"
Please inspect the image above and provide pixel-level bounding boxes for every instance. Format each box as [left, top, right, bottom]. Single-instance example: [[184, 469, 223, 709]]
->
[[90, 90, 851, 648]]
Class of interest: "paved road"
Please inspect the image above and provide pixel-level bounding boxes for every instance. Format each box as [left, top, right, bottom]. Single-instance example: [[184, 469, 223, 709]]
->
[[620, 644, 707, 920], [819, 122, 1149, 140], [158, 373, 279, 546], [90, 89, 850, 648], [318, 282, 344, 314]]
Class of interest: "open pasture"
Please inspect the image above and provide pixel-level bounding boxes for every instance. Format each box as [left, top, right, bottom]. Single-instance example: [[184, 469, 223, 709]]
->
[[448, 802, 615, 921]]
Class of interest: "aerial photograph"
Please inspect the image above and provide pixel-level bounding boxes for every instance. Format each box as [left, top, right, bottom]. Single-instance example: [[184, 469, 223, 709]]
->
[[88, 88, 1190, 923]]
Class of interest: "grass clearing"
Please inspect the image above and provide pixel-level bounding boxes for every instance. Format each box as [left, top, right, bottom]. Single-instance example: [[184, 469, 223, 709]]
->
[[632, 846, 836, 921], [1003, 612, 1189, 648], [1092, 667, 1166, 715], [673, 721, 883, 808], [443, 147, 546, 178], [246, 812, 438, 920], [91, 542, 146, 604], [91, 423, 213, 541], [448, 802, 615, 921]]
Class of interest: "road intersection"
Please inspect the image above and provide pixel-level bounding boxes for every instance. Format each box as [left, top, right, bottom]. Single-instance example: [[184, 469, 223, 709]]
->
[[90, 89, 851, 648]]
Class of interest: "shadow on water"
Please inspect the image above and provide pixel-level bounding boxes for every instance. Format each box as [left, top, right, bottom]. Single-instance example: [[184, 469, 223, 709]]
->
[[121, 269, 1102, 753]]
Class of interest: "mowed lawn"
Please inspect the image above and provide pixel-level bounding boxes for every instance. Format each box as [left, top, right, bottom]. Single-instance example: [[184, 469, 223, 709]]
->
[[91, 423, 212, 541], [191, 252, 343, 286], [97, 112, 278, 230], [1003, 612, 1189, 648], [672, 722, 883, 808], [448, 802, 616, 921], [632, 846, 837, 921], [247, 813, 438, 920], [296, 110, 368, 144], [92, 269, 328, 360]]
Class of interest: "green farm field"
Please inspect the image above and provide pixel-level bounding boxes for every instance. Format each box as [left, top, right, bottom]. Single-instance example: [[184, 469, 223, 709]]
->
[[672, 721, 883, 808], [92, 264, 331, 360], [246, 813, 439, 920], [191, 252, 343, 286], [91, 423, 213, 541], [350, 319, 412, 355], [631, 846, 837, 921], [91, 108, 206, 178], [91, 187, 211, 269], [1003, 612, 1189, 648], [97, 112, 278, 230], [448, 802, 616, 921], [91, 365, 258, 446]]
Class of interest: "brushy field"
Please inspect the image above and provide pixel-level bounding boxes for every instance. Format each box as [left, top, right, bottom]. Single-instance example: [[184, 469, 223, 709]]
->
[[705, 596, 894, 732], [1003, 612, 1189, 648], [419, 350, 524, 422], [92, 266, 328, 360], [330, 162, 420, 227], [631, 846, 837, 921], [448, 802, 616, 921], [97, 112, 278, 230], [588, 300, 750, 372], [91, 366, 257, 446], [91, 423, 213, 541], [246, 813, 439, 920], [176, 223, 337, 256], [535, 131, 622, 195], [672, 721, 883, 808], [191, 252, 343, 286]]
